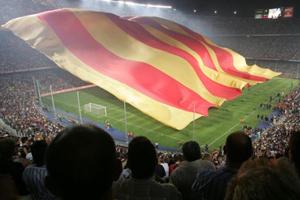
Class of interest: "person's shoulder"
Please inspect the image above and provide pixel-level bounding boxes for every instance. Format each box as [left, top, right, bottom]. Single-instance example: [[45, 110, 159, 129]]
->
[[160, 183, 182, 199], [114, 176, 132, 187], [196, 166, 236, 185], [196, 168, 217, 179], [170, 162, 184, 176], [160, 182, 178, 190], [193, 159, 215, 170], [198, 159, 215, 166], [113, 177, 133, 196], [192, 169, 219, 191]]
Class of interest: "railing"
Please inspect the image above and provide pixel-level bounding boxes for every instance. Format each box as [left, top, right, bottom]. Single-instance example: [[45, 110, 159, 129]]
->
[[0, 66, 57, 75], [41, 84, 96, 97]]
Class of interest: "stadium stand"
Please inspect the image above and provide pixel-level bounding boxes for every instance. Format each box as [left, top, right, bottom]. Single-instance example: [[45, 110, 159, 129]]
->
[[1, 0, 300, 199], [212, 36, 300, 60], [253, 87, 300, 158], [0, 70, 88, 137], [189, 16, 300, 36], [0, 31, 58, 73], [0, 0, 54, 24]]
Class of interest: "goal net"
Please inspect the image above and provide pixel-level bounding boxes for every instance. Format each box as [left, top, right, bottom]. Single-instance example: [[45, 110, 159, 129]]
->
[[83, 103, 107, 117]]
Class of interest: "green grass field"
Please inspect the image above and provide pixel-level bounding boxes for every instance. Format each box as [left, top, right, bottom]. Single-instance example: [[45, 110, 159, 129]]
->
[[42, 77, 299, 149]]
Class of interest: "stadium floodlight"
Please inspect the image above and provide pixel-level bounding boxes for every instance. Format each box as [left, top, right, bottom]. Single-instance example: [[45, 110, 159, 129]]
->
[[99, 0, 172, 9], [125, 1, 137, 6], [214, 10, 218, 14], [119, 0, 125, 5], [234, 11, 237, 15], [193, 9, 197, 13], [147, 4, 172, 9]]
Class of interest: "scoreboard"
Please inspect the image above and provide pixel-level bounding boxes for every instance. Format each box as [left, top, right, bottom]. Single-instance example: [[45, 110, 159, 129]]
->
[[255, 7, 294, 19]]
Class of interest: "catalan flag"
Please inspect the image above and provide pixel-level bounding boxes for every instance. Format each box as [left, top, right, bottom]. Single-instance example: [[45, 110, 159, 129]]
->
[[2, 8, 280, 130]]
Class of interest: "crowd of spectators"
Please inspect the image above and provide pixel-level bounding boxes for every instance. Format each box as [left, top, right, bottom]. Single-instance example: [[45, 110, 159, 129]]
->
[[0, 0, 54, 25], [246, 60, 300, 79], [0, 82, 298, 199], [212, 36, 300, 61], [189, 16, 300, 36], [0, 128, 9, 137], [0, 62, 298, 200], [0, 31, 58, 74], [253, 87, 300, 158], [1, 1, 300, 199], [1, 125, 300, 200], [2, 0, 300, 37], [2, 1, 300, 64], [32, 69, 88, 93], [3, 28, 299, 78], [0, 69, 87, 137]]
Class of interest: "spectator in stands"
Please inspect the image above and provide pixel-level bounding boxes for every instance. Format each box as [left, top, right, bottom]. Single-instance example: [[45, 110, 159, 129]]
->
[[159, 153, 170, 178], [192, 131, 253, 200], [225, 158, 300, 200], [0, 138, 28, 196], [113, 136, 182, 200], [23, 140, 55, 200], [288, 130, 300, 177], [45, 125, 122, 200], [169, 154, 183, 175], [170, 141, 215, 200]]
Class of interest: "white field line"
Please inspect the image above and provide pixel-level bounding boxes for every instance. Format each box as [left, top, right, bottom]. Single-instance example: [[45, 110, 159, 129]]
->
[[208, 110, 256, 147], [54, 100, 169, 140]]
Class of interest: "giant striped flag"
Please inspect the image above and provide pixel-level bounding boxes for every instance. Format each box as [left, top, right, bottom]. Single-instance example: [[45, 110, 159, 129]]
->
[[2, 8, 280, 130]]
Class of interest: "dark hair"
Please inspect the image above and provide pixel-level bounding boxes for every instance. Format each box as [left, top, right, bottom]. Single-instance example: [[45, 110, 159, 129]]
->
[[31, 140, 48, 167], [182, 141, 201, 162], [289, 130, 300, 176], [0, 139, 15, 163], [127, 136, 157, 179], [225, 131, 252, 164], [45, 125, 117, 200], [225, 158, 300, 200]]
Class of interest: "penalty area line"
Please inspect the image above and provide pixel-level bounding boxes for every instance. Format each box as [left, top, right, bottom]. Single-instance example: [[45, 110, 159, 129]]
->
[[208, 110, 256, 147]]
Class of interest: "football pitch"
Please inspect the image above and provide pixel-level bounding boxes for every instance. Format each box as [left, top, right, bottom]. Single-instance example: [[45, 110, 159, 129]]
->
[[42, 77, 299, 149]]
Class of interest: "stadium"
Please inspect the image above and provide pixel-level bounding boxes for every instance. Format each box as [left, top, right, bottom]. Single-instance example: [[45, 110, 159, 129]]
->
[[0, 0, 300, 199]]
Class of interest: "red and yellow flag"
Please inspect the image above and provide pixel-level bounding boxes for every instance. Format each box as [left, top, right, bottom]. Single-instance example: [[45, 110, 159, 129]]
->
[[2, 8, 280, 129]]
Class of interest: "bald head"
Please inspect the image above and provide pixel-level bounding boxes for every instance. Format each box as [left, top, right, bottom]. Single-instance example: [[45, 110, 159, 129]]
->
[[225, 131, 253, 164]]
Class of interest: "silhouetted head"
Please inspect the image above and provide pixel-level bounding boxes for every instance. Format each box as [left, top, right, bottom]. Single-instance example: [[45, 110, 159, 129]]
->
[[31, 140, 47, 166], [0, 138, 15, 163], [127, 136, 157, 179], [224, 131, 253, 166], [182, 141, 201, 162], [225, 158, 300, 200], [289, 130, 300, 176], [45, 125, 120, 200]]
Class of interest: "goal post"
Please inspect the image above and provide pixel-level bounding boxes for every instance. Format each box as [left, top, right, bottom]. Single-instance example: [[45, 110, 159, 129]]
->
[[83, 103, 107, 117]]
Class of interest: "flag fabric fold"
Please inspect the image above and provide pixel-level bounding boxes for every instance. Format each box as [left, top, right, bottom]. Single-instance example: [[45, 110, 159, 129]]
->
[[2, 8, 281, 130]]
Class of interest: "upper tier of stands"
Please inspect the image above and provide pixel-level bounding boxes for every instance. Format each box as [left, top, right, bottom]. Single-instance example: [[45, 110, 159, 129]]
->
[[1, 0, 300, 69]]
